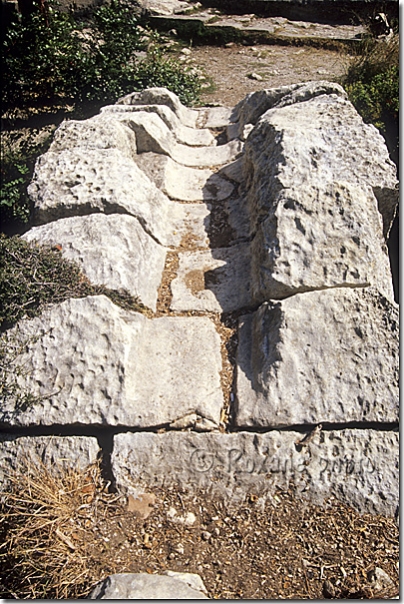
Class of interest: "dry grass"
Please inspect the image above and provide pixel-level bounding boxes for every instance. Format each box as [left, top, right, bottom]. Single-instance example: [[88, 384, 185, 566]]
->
[[0, 459, 399, 599], [0, 457, 116, 599]]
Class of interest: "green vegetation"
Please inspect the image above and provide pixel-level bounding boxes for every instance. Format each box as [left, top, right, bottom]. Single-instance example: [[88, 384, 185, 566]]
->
[[0, 234, 149, 330], [1, 0, 202, 231], [342, 33, 398, 161], [1, 132, 53, 228], [1, 0, 201, 109]]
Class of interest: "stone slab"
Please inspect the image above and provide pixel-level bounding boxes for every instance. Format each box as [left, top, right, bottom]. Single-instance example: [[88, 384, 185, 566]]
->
[[134, 153, 234, 201], [251, 181, 394, 303], [0, 435, 100, 487], [121, 111, 243, 166], [0, 296, 223, 429], [243, 89, 398, 238], [111, 430, 399, 518], [199, 105, 236, 129], [28, 148, 178, 247], [232, 81, 334, 129], [171, 244, 251, 312], [101, 104, 216, 147], [88, 572, 209, 599], [236, 287, 399, 427], [117, 87, 199, 128], [22, 214, 167, 311], [174, 203, 211, 249], [48, 114, 137, 159]]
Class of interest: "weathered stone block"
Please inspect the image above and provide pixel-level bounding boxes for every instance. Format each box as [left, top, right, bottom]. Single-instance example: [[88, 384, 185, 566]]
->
[[88, 572, 209, 599], [28, 148, 177, 246], [236, 287, 398, 427], [133, 153, 234, 202], [117, 87, 199, 128], [0, 435, 100, 487], [111, 430, 398, 518], [0, 296, 223, 429], [101, 103, 215, 146], [243, 92, 398, 238], [251, 181, 394, 302], [22, 214, 167, 311]]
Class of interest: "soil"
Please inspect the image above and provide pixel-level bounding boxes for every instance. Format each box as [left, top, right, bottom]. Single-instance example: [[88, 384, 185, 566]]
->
[[190, 43, 348, 107], [75, 485, 400, 599]]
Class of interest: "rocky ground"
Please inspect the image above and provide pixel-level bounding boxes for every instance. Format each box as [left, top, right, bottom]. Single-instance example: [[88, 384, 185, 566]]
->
[[177, 41, 348, 107]]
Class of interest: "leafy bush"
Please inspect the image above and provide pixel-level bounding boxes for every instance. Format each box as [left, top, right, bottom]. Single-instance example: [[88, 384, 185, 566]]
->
[[1, 132, 53, 228], [0, 234, 148, 329], [342, 34, 398, 155], [1, 0, 201, 109]]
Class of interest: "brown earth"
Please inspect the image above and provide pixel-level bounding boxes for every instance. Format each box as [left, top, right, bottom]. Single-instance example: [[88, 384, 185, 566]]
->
[[190, 43, 348, 107]]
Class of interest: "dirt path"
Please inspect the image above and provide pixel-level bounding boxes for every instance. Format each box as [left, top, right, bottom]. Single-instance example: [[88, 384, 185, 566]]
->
[[186, 44, 348, 107]]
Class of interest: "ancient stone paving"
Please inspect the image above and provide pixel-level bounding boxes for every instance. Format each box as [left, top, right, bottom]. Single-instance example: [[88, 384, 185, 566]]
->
[[0, 84, 399, 521]]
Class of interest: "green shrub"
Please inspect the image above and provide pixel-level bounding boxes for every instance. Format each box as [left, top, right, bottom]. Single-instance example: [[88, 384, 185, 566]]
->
[[1, 133, 53, 228], [1, 0, 201, 109], [342, 34, 398, 152]]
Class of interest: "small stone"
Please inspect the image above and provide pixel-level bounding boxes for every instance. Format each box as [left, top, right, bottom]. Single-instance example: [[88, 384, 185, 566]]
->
[[323, 580, 336, 598], [201, 531, 212, 541], [175, 543, 185, 555], [127, 493, 156, 519], [181, 47, 192, 55], [248, 72, 263, 81], [225, 42, 235, 47]]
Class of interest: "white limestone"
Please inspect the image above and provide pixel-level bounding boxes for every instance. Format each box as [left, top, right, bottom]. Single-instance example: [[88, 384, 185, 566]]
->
[[250, 181, 394, 303], [236, 287, 399, 427], [22, 214, 167, 311], [1, 296, 223, 429], [111, 429, 399, 518], [134, 153, 234, 201], [243, 91, 398, 238], [88, 572, 209, 599]]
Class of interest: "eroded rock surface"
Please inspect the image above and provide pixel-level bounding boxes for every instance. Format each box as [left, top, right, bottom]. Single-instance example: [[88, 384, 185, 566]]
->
[[0, 435, 100, 487], [2, 84, 399, 521], [236, 287, 399, 427], [22, 214, 167, 311], [1, 296, 223, 429], [112, 430, 399, 518], [88, 571, 209, 599]]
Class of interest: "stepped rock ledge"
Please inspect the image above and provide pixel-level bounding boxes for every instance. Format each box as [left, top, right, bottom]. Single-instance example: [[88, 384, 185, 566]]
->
[[1, 84, 398, 537]]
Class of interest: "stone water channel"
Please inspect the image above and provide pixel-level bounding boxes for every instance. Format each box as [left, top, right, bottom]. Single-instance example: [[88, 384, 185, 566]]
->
[[0, 83, 399, 522]]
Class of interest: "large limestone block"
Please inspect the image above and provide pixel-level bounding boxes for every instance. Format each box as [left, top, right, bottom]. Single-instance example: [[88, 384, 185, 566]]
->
[[101, 104, 215, 147], [48, 114, 137, 159], [111, 430, 398, 518], [171, 244, 251, 312], [22, 214, 167, 311], [251, 181, 394, 302], [28, 148, 177, 247], [236, 287, 399, 427], [134, 153, 234, 202], [88, 572, 209, 599], [199, 105, 235, 128], [0, 435, 100, 487], [233, 81, 346, 130], [120, 111, 243, 167], [243, 92, 398, 237], [0, 296, 223, 429], [117, 87, 199, 128]]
